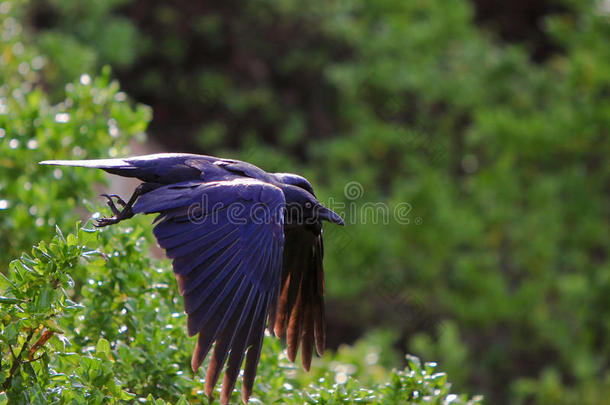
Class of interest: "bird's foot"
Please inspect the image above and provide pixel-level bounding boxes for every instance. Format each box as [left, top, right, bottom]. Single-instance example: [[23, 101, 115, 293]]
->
[[94, 216, 121, 228], [100, 194, 126, 215], [95, 194, 134, 227]]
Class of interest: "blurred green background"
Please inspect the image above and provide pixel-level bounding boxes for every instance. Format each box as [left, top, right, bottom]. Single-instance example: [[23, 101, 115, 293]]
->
[[1, 0, 609, 403]]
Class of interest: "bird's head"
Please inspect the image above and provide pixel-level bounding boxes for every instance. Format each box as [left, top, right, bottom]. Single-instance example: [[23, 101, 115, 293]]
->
[[273, 173, 316, 196], [282, 185, 344, 227]]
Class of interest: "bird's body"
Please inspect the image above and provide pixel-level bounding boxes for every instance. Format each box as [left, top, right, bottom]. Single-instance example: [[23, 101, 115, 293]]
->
[[40, 153, 343, 404]]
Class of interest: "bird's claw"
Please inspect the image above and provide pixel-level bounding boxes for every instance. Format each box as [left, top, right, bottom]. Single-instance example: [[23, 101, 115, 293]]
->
[[100, 193, 126, 205], [94, 216, 120, 228], [97, 194, 127, 226], [96, 193, 135, 227], [100, 193, 126, 216]]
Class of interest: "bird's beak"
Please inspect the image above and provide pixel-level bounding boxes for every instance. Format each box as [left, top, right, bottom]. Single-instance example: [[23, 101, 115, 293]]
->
[[317, 205, 345, 226]]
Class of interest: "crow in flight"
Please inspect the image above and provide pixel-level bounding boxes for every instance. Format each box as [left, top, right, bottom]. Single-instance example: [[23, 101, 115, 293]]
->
[[40, 153, 344, 404]]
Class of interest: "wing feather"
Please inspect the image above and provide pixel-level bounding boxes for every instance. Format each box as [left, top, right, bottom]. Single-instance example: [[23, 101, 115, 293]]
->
[[242, 295, 270, 403], [133, 179, 285, 405], [273, 226, 326, 369]]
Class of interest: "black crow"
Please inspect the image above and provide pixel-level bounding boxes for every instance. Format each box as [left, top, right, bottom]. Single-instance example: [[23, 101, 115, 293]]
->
[[40, 153, 344, 404]]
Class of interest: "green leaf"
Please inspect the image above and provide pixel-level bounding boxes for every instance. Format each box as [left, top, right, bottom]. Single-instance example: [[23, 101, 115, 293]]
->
[[67, 233, 78, 247], [96, 337, 111, 357], [175, 395, 188, 405], [0, 296, 23, 305]]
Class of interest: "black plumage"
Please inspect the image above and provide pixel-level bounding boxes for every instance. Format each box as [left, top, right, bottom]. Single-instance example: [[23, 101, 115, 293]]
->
[[40, 153, 344, 404]]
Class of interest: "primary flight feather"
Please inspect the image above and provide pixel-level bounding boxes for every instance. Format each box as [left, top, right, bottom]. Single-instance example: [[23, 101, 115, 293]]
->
[[40, 153, 344, 404]]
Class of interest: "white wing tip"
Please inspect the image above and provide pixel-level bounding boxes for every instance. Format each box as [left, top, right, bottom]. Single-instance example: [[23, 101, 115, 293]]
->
[[39, 160, 88, 166], [38, 158, 131, 168]]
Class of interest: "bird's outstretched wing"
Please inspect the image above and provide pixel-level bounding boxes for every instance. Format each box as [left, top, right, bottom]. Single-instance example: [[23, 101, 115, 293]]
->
[[271, 225, 326, 371], [132, 178, 285, 404]]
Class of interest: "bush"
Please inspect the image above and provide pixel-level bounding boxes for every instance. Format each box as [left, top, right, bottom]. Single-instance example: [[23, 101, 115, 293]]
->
[[0, 2, 480, 403], [8, 0, 610, 403], [0, 223, 482, 404], [0, 1, 150, 266]]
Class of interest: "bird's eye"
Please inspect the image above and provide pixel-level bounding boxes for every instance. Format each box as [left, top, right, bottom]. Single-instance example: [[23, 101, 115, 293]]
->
[[305, 202, 312, 209]]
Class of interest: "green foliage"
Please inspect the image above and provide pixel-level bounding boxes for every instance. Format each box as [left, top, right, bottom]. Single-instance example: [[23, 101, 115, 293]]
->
[[3, 0, 610, 403], [34, 0, 140, 97], [0, 1, 151, 266], [0, 223, 481, 404], [0, 2, 479, 403]]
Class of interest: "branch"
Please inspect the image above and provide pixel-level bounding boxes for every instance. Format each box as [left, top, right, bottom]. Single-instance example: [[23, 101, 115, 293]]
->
[[3, 329, 35, 390]]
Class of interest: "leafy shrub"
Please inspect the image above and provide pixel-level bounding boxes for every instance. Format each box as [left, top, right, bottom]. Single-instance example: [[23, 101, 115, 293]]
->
[[0, 2, 480, 403], [8, 0, 610, 403], [0, 223, 482, 404], [0, 0, 150, 266]]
